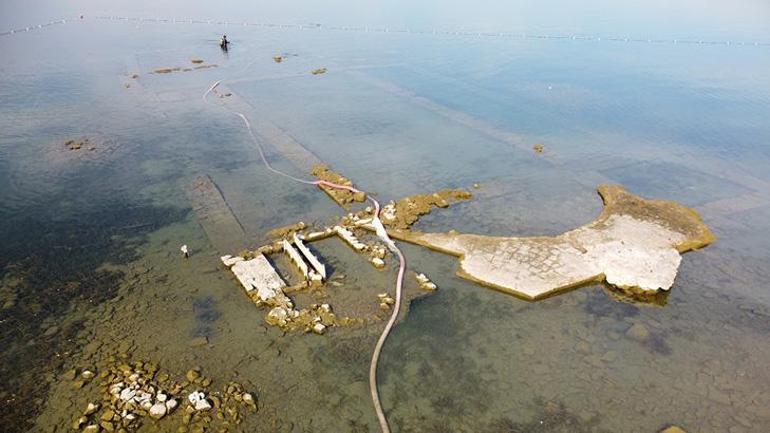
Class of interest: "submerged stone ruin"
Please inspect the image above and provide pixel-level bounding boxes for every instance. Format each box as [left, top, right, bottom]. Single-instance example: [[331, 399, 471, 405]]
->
[[209, 162, 713, 335], [211, 166, 455, 334], [221, 221, 435, 334], [377, 184, 715, 300]]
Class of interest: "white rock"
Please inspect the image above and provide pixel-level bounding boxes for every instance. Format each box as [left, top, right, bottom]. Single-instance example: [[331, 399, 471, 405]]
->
[[194, 399, 212, 411], [134, 390, 152, 403], [149, 402, 167, 419], [81, 370, 95, 380], [188, 391, 211, 411], [371, 257, 385, 268], [242, 393, 255, 405], [119, 388, 136, 401], [267, 306, 289, 324], [415, 273, 430, 284], [165, 399, 178, 412], [188, 391, 204, 405], [140, 400, 153, 410], [156, 392, 167, 402], [84, 402, 99, 415], [312, 323, 327, 335], [220, 254, 244, 267], [180, 244, 189, 256]]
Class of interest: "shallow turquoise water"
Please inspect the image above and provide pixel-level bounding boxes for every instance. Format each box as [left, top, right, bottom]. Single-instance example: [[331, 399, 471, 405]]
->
[[2, 2, 770, 432]]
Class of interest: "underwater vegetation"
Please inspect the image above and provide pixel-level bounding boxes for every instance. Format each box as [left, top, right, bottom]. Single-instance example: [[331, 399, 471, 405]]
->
[[0, 197, 187, 432], [487, 398, 610, 433]]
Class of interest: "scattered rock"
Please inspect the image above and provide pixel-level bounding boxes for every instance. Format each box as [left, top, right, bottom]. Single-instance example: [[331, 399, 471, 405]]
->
[[100, 409, 115, 421], [84, 402, 99, 415], [191, 58, 204, 64], [311, 67, 327, 75], [186, 368, 201, 382], [83, 425, 100, 433], [312, 322, 326, 335], [626, 323, 650, 343], [166, 398, 178, 411], [371, 257, 385, 269], [575, 341, 592, 355], [43, 325, 59, 337], [415, 273, 438, 291], [72, 416, 88, 429], [119, 388, 136, 401], [149, 402, 167, 419], [64, 138, 90, 151], [81, 370, 95, 380], [660, 426, 687, 433], [533, 143, 545, 153], [188, 336, 208, 347], [188, 391, 212, 411]]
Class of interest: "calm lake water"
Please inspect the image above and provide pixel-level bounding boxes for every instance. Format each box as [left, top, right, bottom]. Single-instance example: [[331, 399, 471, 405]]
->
[[2, 1, 770, 432]]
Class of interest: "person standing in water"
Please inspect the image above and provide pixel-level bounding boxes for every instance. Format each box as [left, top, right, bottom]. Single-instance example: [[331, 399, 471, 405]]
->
[[219, 34, 229, 50]]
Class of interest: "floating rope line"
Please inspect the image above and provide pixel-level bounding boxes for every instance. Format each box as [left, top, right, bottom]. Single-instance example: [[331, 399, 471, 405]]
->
[[3, 14, 769, 48], [204, 76, 401, 433], [0, 19, 68, 37]]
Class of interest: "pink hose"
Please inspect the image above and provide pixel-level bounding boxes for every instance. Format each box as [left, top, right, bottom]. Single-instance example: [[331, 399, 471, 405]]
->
[[315, 180, 403, 433], [205, 79, 403, 433]]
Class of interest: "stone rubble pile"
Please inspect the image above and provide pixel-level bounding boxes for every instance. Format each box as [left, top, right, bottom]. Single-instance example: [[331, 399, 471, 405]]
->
[[68, 359, 256, 432]]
